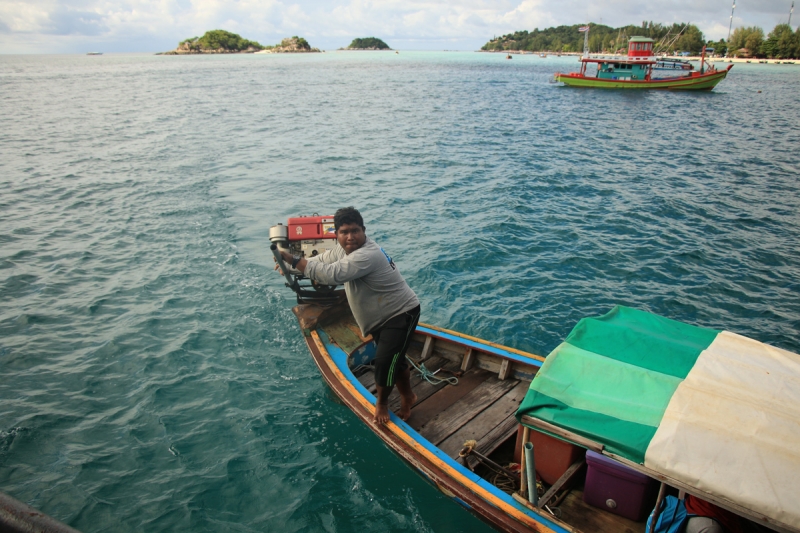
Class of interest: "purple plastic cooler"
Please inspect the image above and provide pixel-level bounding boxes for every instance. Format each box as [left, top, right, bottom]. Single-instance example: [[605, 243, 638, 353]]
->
[[583, 450, 658, 521]]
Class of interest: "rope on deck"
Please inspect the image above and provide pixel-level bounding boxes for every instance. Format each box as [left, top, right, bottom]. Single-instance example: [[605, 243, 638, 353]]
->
[[406, 357, 459, 386]]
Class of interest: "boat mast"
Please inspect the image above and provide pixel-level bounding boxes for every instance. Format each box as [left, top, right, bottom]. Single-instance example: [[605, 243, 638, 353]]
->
[[659, 23, 688, 56], [581, 24, 590, 59], [790, 1, 795, 28], [700, 45, 706, 74], [726, 0, 736, 56]]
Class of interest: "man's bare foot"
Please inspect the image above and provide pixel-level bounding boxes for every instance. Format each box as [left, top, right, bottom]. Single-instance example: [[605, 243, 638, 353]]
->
[[398, 392, 417, 421], [374, 402, 391, 424]]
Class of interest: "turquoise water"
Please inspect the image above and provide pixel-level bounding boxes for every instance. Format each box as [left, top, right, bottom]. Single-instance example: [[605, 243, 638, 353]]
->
[[1, 51, 799, 532]]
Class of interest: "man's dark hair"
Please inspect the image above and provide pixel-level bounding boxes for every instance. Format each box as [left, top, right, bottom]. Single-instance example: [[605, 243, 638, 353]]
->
[[334, 207, 365, 231]]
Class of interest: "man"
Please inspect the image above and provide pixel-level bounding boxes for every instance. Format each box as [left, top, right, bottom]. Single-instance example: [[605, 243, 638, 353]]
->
[[279, 207, 421, 425]]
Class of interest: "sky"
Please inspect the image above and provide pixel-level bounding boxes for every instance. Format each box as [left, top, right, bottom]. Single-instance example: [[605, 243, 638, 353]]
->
[[0, 0, 796, 54]]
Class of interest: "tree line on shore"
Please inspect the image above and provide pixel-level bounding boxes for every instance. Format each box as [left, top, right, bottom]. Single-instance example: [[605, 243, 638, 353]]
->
[[728, 25, 799, 58], [482, 22, 800, 59]]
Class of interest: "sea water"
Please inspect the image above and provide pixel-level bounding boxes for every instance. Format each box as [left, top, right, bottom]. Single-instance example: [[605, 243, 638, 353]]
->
[[1, 51, 799, 532]]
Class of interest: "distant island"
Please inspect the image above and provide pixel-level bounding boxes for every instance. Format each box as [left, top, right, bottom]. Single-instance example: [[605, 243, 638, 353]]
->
[[257, 36, 322, 54], [481, 21, 800, 58], [341, 37, 391, 50], [158, 30, 321, 55]]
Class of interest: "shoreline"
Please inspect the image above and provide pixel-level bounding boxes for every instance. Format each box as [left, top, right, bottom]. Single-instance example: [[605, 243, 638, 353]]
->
[[695, 57, 796, 64], [481, 50, 798, 64]]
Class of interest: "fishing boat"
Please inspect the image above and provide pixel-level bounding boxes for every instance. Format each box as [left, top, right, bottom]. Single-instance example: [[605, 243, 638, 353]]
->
[[554, 31, 732, 90], [270, 216, 800, 533]]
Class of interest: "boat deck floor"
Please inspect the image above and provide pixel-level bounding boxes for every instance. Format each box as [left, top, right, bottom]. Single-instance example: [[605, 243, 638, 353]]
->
[[353, 342, 646, 533], [354, 349, 527, 461]]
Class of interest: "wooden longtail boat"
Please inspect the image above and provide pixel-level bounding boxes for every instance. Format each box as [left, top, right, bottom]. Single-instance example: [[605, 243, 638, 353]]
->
[[271, 217, 799, 533], [289, 299, 800, 533], [554, 32, 732, 90], [292, 301, 565, 532]]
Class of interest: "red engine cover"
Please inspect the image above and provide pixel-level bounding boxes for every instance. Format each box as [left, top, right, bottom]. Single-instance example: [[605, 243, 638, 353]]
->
[[287, 215, 336, 241]]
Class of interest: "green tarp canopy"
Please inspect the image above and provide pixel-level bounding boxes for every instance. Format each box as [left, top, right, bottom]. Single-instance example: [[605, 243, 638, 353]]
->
[[516, 306, 800, 531]]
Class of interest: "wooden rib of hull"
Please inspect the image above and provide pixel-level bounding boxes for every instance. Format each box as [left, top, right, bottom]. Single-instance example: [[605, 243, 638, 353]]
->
[[556, 68, 730, 90], [301, 327, 569, 533]]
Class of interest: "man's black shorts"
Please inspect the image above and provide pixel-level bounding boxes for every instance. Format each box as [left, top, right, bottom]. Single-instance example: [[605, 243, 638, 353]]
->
[[370, 305, 421, 388]]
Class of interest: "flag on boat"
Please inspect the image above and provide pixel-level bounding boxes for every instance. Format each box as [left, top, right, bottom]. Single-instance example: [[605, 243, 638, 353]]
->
[[577, 26, 590, 32], [516, 305, 800, 530]]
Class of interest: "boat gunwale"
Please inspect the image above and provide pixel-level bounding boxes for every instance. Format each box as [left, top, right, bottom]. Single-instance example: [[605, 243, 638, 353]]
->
[[417, 322, 546, 365]]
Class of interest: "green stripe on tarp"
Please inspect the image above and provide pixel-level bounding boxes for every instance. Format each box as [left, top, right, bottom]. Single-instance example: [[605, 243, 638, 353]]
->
[[565, 306, 720, 379], [516, 306, 722, 463], [518, 390, 657, 463], [531, 341, 683, 428]]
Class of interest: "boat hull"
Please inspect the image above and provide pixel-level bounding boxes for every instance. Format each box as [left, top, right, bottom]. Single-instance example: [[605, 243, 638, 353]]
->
[[556, 66, 731, 90], [294, 307, 565, 533]]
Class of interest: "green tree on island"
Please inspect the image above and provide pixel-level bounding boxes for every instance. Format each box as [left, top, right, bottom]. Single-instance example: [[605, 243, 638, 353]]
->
[[180, 30, 263, 51], [706, 38, 729, 57], [672, 25, 705, 55], [270, 36, 320, 52], [347, 37, 391, 49], [287, 36, 311, 49], [760, 24, 800, 58], [728, 26, 764, 57]]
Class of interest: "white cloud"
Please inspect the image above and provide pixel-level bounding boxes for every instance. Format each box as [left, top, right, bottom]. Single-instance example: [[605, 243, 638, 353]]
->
[[0, 0, 796, 53]]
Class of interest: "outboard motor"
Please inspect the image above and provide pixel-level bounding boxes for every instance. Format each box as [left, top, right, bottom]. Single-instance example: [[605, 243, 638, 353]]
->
[[270, 214, 342, 303]]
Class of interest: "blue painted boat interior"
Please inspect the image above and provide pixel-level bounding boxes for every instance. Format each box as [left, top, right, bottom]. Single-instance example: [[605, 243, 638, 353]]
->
[[317, 329, 567, 533]]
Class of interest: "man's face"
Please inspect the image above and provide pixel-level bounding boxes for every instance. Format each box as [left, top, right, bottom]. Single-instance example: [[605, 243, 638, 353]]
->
[[336, 223, 366, 254]]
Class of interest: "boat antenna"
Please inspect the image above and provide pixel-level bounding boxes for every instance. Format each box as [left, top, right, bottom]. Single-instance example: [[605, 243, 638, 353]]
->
[[726, 0, 736, 56]]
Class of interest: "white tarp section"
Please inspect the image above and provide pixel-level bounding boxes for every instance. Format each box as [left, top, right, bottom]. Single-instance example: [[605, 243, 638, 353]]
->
[[645, 331, 800, 530]]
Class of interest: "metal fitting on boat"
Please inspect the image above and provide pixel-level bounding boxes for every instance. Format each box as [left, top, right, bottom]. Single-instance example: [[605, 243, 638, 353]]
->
[[524, 442, 538, 506], [269, 223, 289, 247]]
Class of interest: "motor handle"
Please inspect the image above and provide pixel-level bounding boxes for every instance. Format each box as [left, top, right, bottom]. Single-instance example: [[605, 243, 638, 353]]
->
[[271, 244, 295, 287]]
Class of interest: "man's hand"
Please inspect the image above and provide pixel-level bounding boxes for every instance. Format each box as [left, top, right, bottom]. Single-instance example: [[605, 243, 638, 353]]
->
[[277, 250, 307, 273], [279, 250, 294, 265]]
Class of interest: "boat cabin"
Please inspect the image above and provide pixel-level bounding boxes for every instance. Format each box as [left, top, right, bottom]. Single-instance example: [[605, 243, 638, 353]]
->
[[580, 36, 657, 81], [597, 37, 654, 81], [596, 61, 650, 81], [627, 36, 654, 59]]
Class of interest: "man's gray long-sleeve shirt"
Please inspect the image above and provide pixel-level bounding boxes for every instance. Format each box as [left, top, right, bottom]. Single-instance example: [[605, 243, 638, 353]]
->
[[304, 237, 419, 336]]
